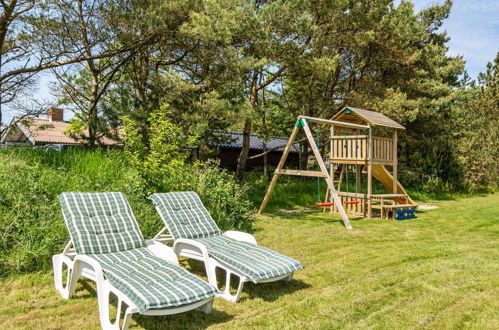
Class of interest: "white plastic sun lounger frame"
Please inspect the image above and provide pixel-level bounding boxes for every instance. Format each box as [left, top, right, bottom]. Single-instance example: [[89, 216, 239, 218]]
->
[[154, 228, 292, 302], [52, 239, 213, 330]]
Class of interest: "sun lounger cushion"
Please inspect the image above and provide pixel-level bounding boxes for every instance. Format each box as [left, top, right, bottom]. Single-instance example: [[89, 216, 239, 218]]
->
[[59, 192, 145, 254], [90, 248, 218, 313], [194, 235, 303, 283], [149, 191, 222, 240]]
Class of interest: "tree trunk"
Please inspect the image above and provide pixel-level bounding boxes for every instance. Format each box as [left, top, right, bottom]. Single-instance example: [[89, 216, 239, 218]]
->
[[87, 104, 98, 147], [87, 73, 99, 147], [236, 66, 288, 180], [0, 52, 2, 128], [236, 118, 252, 180], [236, 72, 259, 180], [263, 140, 269, 180], [300, 142, 309, 170], [261, 96, 269, 180]]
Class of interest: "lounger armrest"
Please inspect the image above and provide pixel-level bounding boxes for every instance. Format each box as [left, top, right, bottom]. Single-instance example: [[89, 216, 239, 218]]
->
[[224, 231, 257, 245], [146, 240, 179, 266], [173, 238, 210, 260]]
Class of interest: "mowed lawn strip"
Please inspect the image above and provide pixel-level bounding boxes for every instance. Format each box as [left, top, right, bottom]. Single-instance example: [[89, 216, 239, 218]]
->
[[1, 194, 498, 329]]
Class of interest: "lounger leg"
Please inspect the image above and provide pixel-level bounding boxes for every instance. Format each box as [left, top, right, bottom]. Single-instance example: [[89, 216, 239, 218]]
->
[[97, 279, 112, 329], [233, 276, 245, 302], [200, 299, 213, 314], [286, 273, 293, 282], [206, 259, 245, 302], [53, 254, 81, 299], [96, 279, 135, 330], [53, 254, 69, 298], [121, 307, 134, 330], [222, 271, 245, 302]]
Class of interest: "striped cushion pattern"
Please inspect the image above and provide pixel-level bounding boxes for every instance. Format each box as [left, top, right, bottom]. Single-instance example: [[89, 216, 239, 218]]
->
[[149, 192, 222, 240], [58, 192, 145, 254], [195, 235, 304, 283], [90, 248, 217, 313]]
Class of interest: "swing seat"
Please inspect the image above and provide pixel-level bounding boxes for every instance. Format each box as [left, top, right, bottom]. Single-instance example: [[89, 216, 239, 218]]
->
[[315, 202, 334, 207], [344, 200, 360, 205]]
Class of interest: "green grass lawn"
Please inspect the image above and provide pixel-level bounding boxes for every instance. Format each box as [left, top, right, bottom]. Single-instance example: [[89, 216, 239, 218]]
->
[[1, 194, 498, 329]]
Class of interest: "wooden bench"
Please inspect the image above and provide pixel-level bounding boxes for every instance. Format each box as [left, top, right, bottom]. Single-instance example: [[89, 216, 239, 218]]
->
[[383, 204, 416, 209], [382, 204, 417, 220], [372, 194, 410, 219]]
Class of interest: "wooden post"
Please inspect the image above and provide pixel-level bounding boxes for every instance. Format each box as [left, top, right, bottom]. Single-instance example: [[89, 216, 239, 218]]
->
[[323, 186, 329, 213], [330, 125, 334, 213], [258, 124, 300, 214], [302, 120, 352, 230], [392, 128, 398, 194], [367, 126, 373, 218], [356, 164, 361, 193]]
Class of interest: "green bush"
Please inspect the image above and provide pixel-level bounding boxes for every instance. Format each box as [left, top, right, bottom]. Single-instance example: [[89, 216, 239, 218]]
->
[[0, 148, 253, 277], [422, 177, 453, 195]]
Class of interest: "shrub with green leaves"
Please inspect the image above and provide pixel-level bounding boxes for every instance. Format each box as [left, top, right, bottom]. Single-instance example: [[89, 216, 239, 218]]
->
[[0, 148, 253, 277], [422, 177, 453, 195]]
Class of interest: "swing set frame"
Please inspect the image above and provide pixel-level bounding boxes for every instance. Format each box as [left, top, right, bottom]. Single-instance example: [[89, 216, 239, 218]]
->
[[258, 115, 370, 230], [259, 107, 417, 227]]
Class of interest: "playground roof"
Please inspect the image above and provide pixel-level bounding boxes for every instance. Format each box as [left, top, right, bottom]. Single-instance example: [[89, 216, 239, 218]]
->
[[331, 107, 405, 130]]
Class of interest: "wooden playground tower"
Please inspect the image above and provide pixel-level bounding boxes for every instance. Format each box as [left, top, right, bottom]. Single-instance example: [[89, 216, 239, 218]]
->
[[259, 107, 417, 230]]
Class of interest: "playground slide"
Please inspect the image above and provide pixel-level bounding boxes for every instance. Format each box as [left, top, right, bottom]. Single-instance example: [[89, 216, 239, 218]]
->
[[371, 165, 416, 205]]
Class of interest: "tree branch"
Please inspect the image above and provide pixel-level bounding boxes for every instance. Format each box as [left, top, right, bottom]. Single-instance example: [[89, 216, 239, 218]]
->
[[0, 36, 154, 83]]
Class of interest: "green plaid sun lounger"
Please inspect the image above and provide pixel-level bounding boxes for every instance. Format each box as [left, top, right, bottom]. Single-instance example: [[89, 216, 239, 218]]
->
[[150, 191, 303, 302]]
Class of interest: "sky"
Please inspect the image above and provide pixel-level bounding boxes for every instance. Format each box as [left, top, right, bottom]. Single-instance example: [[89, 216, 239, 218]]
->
[[3, 0, 499, 124], [407, 0, 499, 77]]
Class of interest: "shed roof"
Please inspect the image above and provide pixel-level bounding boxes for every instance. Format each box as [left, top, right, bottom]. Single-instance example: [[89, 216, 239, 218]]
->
[[210, 131, 299, 153], [1, 118, 120, 145], [331, 107, 405, 129]]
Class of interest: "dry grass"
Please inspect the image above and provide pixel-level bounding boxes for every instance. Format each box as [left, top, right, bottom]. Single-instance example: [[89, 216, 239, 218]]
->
[[1, 194, 498, 329]]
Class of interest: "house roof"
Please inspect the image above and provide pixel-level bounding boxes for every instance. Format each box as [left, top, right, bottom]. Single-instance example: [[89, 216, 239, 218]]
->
[[210, 131, 299, 153], [1, 118, 120, 145], [331, 107, 405, 129]]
